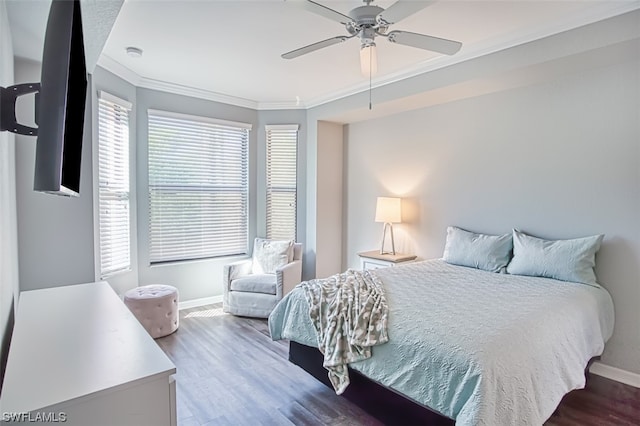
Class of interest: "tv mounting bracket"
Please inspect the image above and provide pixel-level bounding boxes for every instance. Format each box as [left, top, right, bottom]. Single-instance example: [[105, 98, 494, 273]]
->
[[0, 83, 41, 136]]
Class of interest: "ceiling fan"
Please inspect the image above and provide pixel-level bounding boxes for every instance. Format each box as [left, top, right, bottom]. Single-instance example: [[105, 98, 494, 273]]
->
[[282, 0, 462, 76]]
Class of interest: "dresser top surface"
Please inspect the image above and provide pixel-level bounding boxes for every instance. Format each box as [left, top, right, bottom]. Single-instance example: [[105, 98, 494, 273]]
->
[[0, 281, 176, 413]]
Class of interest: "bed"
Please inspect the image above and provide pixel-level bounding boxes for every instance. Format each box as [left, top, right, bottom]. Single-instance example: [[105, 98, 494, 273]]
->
[[268, 259, 614, 425]]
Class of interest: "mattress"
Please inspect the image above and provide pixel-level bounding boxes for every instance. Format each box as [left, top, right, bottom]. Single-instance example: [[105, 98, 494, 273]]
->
[[269, 259, 615, 425]]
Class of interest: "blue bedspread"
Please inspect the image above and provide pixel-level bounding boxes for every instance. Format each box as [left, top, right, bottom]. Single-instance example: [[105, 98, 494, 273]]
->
[[268, 259, 614, 426]]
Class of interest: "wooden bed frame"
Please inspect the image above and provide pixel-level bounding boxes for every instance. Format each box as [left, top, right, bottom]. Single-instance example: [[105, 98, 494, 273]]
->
[[289, 341, 455, 425]]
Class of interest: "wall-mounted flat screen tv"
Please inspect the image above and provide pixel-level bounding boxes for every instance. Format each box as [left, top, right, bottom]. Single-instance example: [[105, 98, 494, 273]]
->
[[33, 0, 87, 197]]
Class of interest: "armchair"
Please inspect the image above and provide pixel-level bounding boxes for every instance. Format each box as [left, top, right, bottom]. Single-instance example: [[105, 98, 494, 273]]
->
[[223, 238, 303, 318]]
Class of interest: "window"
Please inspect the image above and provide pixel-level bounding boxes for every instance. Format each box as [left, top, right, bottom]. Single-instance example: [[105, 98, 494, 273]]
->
[[266, 124, 298, 241], [97, 92, 131, 278], [148, 110, 251, 263]]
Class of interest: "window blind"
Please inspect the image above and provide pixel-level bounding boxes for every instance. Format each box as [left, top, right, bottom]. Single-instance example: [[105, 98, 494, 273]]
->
[[98, 92, 132, 278], [148, 110, 251, 263], [266, 124, 298, 241]]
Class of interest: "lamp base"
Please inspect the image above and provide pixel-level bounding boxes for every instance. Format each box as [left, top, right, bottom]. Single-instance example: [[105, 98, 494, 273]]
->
[[379, 222, 396, 256]]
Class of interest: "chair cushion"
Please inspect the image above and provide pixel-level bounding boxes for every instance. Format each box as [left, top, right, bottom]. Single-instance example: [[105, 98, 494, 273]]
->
[[230, 274, 277, 295], [251, 238, 293, 274]]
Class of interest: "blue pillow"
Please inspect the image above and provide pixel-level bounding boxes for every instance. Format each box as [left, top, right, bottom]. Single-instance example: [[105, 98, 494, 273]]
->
[[442, 226, 513, 273], [506, 230, 604, 285]]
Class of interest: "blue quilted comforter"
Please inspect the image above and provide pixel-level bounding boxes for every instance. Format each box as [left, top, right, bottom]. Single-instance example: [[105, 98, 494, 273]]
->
[[268, 259, 614, 425]]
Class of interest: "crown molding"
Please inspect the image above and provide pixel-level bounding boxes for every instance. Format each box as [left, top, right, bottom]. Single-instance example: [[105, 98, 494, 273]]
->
[[96, 3, 638, 112], [98, 54, 307, 111], [136, 77, 259, 110], [96, 54, 142, 87], [257, 101, 306, 110], [97, 54, 260, 109]]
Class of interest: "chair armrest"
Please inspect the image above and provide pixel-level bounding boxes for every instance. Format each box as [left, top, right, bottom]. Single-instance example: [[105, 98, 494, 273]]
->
[[223, 259, 252, 290], [276, 260, 302, 298]]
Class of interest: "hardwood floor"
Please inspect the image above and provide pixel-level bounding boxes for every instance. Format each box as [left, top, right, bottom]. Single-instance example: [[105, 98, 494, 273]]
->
[[156, 304, 640, 426]]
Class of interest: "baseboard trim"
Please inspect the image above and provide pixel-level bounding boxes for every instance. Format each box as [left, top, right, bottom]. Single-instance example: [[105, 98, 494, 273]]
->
[[179, 295, 223, 310], [589, 361, 640, 388]]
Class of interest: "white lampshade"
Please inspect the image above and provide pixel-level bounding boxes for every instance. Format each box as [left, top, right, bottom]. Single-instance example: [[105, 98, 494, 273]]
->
[[360, 44, 378, 77], [375, 197, 401, 223]]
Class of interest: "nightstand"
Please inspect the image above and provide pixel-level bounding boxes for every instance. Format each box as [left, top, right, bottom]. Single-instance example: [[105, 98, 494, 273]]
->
[[358, 251, 417, 270]]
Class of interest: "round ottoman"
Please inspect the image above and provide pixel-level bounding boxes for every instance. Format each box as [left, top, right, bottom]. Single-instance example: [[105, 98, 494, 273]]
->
[[124, 285, 179, 338]]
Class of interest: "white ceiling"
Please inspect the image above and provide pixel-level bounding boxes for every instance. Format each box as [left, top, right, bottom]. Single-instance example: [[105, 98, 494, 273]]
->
[[5, 0, 123, 73], [6, 0, 640, 110]]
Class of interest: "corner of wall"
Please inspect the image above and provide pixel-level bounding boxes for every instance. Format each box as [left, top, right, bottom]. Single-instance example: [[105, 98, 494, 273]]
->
[[0, 0, 19, 391]]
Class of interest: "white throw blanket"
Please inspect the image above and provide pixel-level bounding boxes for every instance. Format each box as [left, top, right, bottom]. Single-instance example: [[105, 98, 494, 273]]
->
[[300, 269, 389, 394]]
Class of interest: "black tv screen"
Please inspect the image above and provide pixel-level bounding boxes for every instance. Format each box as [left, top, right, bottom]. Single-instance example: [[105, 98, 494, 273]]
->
[[34, 0, 87, 197]]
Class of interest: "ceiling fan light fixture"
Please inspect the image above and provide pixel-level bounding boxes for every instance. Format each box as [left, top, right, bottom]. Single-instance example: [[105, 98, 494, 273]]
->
[[360, 43, 377, 77]]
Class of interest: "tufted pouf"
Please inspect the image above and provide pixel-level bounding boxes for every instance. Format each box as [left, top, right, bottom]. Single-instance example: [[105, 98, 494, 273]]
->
[[124, 285, 179, 338]]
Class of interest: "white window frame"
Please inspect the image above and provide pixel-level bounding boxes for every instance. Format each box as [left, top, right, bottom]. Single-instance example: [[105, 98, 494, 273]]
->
[[147, 109, 252, 264], [265, 124, 298, 241], [96, 91, 132, 279]]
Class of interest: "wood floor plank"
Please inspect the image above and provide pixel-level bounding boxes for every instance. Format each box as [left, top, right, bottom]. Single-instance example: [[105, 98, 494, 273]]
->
[[157, 304, 640, 426]]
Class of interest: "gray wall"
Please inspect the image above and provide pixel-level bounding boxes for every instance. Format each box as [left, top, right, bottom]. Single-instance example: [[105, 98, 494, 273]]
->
[[0, 1, 19, 387], [302, 117, 346, 281], [343, 57, 640, 374], [316, 121, 344, 279], [14, 58, 95, 291]]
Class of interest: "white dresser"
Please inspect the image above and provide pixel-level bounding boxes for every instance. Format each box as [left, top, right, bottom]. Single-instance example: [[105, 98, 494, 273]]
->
[[0, 282, 177, 426]]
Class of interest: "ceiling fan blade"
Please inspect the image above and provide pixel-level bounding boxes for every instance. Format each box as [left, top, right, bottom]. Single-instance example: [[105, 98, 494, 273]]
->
[[282, 36, 351, 59], [286, 0, 353, 25], [387, 30, 462, 55], [377, 1, 435, 25]]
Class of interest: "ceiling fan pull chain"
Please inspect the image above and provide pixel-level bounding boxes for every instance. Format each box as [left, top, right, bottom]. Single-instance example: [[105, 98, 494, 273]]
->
[[369, 52, 373, 110]]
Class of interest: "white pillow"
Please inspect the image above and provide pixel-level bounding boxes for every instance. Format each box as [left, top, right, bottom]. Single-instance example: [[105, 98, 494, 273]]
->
[[506, 230, 604, 286], [442, 226, 513, 273], [251, 238, 294, 274]]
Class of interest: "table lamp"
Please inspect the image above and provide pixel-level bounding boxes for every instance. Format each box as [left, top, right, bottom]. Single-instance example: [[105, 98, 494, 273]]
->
[[375, 197, 401, 255]]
